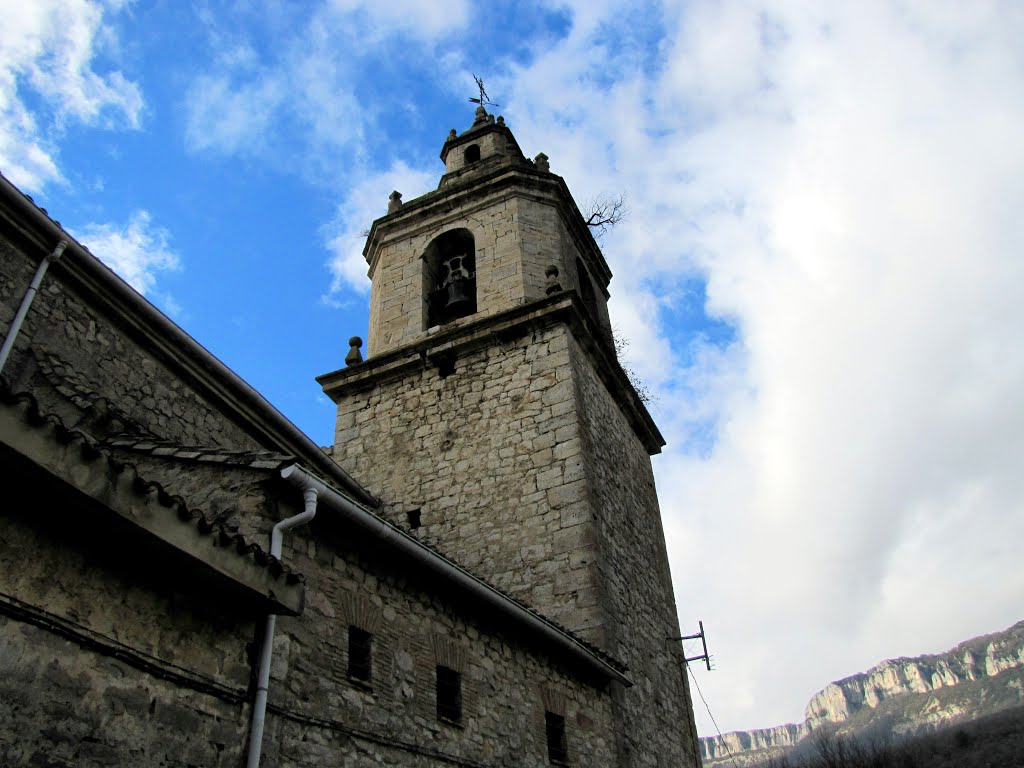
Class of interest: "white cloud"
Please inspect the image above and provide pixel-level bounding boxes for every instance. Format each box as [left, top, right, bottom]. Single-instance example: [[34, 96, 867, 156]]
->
[[75, 210, 181, 297], [182, 1, 468, 169], [323, 161, 436, 302], [185, 70, 285, 155], [0, 0, 142, 191], [327, 0, 470, 40], [489, 0, 1024, 735], [660, 0, 1024, 733]]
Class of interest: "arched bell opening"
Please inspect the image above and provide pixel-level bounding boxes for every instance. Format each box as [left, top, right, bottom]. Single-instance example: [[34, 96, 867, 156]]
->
[[464, 144, 481, 164], [423, 229, 477, 328]]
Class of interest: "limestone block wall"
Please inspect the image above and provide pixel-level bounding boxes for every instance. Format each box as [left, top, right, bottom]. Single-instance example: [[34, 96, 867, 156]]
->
[[565, 243, 613, 341], [329, 316, 700, 767], [331, 322, 609, 643], [366, 185, 611, 358], [258, 525, 617, 767], [516, 196, 571, 304], [567, 332, 701, 767], [1, 428, 615, 767], [1, 204, 624, 766], [442, 129, 515, 175], [0, 491, 253, 767]]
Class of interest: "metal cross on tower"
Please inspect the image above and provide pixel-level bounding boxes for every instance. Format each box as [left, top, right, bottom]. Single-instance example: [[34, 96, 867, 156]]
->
[[468, 74, 500, 109]]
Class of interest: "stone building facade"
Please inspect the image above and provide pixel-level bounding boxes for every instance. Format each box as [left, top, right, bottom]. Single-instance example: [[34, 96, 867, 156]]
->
[[0, 106, 701, 767], [321, 108, 701, 766]]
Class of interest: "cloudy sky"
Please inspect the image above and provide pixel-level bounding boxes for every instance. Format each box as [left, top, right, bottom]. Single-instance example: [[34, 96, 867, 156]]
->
[[3, 0, 1023, 738]]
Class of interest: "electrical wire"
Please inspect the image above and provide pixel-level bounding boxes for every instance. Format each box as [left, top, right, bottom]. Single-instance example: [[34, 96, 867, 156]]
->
[[686, 660, 741, 768]]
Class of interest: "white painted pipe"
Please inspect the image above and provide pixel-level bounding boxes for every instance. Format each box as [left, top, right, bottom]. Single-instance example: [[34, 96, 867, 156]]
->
[[0, 240, 67, 373], [246, 484, 318, 768]]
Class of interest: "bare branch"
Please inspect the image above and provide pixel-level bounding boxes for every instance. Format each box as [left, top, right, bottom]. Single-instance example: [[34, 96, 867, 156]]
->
[[583, 193, 628, 239]]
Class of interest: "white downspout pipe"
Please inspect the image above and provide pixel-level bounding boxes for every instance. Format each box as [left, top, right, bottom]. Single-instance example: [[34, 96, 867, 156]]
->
[[0, 240, 67, 374], [246, 482, 318, 768]]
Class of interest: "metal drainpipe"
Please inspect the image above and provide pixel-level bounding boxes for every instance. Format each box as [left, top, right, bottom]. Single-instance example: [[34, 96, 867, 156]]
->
[[0, 240, 67, 374], [246, 484, 318, 768]]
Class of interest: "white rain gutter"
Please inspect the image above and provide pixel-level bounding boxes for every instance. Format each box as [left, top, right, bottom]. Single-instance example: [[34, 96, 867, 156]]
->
[[279, 463, 632, 687], [246, 480, 318, 768], [0, 240, 67, 374]]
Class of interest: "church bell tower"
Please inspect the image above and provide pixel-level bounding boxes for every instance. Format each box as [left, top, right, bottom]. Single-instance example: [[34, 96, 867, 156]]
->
[[318, 105, 701, 766]]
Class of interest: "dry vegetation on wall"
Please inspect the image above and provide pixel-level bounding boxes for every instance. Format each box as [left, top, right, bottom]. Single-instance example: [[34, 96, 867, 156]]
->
[[611, 328, 653, 406]]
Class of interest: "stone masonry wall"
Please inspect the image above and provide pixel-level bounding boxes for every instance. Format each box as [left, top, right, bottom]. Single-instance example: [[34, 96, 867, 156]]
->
[[1, 439, 615, 768], [567, 331, 702, 767], [2, 224, 620, 767], [0, 485, 254, 767], [256, 523, 617, 767], [329, 316, 700, 767], [331, 322, 609, 645], [0, 620, 249, 768], [442, 129, 514, 175]]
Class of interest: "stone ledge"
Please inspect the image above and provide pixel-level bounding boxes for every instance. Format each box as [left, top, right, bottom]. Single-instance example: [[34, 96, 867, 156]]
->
[[318, 293, 665, 455]]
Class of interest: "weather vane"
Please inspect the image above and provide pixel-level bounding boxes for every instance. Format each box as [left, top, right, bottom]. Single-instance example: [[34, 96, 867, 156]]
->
[[468, 75, 500, 110]]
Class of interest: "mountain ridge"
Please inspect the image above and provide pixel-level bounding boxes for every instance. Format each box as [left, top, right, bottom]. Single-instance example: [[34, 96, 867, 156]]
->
[[700, 619, 1024, 766]]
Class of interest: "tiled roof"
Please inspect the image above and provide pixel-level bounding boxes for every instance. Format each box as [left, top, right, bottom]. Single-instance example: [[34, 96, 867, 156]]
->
[[103, 435, 294, 470], [0, 382, 303, 586], [33, 348, 156, 437]]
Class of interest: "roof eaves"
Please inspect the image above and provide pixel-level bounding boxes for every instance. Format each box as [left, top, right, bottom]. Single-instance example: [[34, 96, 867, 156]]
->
[[0, 171, 377, 508], [0, 384, 305, 615]]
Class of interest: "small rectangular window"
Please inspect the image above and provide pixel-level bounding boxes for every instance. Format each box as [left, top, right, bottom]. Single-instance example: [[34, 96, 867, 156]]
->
[[407, 508, 422, 529], [546, 711, 568, 764], [436, 665, 462, 723], [348, 627, 372, 684]]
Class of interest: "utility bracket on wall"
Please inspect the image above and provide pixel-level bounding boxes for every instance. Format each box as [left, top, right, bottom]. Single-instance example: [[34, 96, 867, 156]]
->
[[671, 620, 713, 671]]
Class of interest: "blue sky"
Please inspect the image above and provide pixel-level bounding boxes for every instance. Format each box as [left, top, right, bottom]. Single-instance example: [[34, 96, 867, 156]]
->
[[4, 0, 1024, 739]]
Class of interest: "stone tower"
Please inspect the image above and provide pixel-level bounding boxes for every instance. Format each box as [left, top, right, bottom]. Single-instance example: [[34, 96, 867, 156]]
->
[[319, 107, 701, 766]]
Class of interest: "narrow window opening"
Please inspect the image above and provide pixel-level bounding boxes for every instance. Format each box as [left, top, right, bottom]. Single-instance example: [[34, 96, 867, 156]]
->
[[348, 627, 372, 684], [546, 711, 568, 764], [464, 144, 481, 164], [407, 508, 422, 529], [436, 665, 462, 723], [575, 257, 600, 324]]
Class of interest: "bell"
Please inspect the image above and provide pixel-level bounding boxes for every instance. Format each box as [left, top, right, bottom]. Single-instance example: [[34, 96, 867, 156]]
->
[[444, 277, 473, 313]]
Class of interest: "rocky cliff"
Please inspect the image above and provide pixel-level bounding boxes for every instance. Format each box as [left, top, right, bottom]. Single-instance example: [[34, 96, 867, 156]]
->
[[700, 620, 1024, 766]]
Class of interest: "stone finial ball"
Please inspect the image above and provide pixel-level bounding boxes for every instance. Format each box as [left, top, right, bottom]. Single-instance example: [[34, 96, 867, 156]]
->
[[349, 336, 363, 348]]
